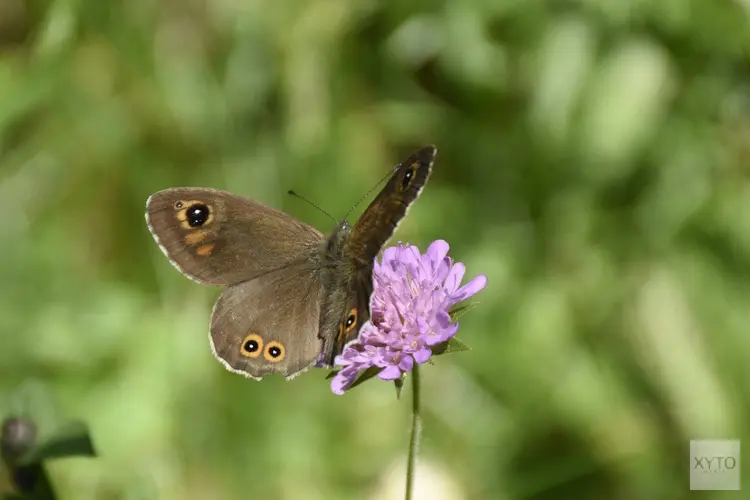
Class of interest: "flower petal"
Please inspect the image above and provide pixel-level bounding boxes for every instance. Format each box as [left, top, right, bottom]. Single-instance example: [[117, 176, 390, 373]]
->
[[382, 246, 400, 264], [434, 257, 452, 284], [378, 365, 402, 380], [331, 367, 360, 395], [444, 262, 466, 293], [425, 240, 450, 268], [399, 355, 414, 372], [451, 274, 488, 302], [413, 347, 432, 364]]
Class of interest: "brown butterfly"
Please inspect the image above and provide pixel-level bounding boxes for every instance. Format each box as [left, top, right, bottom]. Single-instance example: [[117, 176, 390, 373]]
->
[[145, 146, 436, 380]]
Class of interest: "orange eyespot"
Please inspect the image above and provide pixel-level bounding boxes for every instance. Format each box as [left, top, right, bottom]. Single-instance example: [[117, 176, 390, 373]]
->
[[240, 333, 263, 358], [344, 308, 358, 333], [264, 341, 286, 362], [176, 200, 214, 229]]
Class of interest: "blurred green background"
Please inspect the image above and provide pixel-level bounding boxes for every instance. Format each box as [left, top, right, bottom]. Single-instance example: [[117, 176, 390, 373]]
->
[[1, 0, 749, 498]]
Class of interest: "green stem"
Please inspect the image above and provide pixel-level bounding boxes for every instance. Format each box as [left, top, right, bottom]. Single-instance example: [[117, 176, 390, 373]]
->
[[405, 364, 422, 500]]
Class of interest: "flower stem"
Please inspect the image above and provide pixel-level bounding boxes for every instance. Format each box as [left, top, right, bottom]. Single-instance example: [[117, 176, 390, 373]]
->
[[405, 364, 422, 500]]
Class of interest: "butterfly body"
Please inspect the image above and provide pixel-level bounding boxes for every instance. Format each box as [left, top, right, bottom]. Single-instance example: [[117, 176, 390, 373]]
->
[[146, 146, 436, 380], [317, 220, 375, 366]]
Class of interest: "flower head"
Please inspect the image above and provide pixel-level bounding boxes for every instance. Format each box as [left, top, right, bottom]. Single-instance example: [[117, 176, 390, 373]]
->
[[331, 240, 487, 394]]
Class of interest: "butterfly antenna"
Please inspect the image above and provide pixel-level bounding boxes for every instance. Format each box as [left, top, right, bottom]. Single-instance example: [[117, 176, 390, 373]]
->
[[342, 165, 398, 221], [287, 190, 338, 223]]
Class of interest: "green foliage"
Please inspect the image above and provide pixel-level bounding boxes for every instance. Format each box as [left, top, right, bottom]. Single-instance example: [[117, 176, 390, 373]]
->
[[2, 382, 96, 499], [430, 337, 470, 357], [19, 422, 96, 465], [1, 0, 749, 498]]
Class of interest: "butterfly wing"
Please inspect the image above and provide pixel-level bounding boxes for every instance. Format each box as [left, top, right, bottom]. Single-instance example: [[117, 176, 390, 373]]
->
[[346, 145, 436, 265], [209, 260, 324, 379], [317, 146, 437, 366], [315, 265, 373, 367], [146, 187, 324, 285]]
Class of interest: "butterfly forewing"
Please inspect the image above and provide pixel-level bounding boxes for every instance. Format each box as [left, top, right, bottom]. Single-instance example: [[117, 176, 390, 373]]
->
[[316, 146, 437, 365], [146, 187, 324, 285], [346, 146, 436, 265]]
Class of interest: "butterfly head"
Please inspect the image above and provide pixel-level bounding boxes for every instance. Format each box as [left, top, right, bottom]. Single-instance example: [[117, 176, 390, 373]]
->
[[324, 220, 351, 261]]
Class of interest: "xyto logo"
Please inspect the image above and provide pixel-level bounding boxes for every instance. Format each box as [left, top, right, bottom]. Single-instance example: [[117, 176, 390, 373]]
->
[[690, 440, 740, 491], [693, 456, 738, 473]]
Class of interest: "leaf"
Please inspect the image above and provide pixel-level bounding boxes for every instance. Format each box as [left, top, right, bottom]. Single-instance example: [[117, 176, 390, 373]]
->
[[347, 366, 383, 391], [449, 302, 479, 322], [326, 366, 385, 393], [394, 376, 405, 400], [20, 421, 96, 464], [432, 337, 471, 356]]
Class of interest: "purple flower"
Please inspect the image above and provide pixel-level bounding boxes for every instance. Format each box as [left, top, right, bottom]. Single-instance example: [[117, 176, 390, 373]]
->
[[331, 240, 487, 395]]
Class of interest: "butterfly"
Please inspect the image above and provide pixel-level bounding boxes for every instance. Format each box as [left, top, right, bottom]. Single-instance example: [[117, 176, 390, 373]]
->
[[145, 146, 436, 380]]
